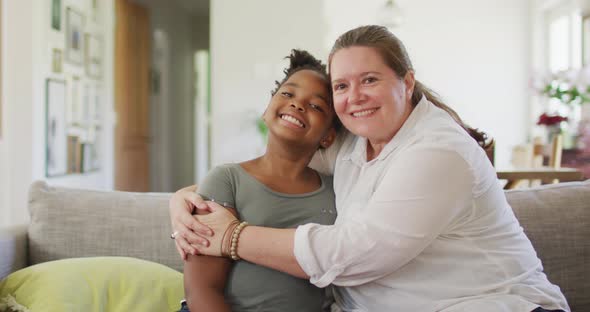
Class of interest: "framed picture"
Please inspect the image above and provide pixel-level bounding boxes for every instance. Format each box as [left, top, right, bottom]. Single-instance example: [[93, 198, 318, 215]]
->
[[68, 76, 82, 125], [82, 83, 91, 124], [52, 49, 63, 73], [82, 143, 91, 172], [67, 135, 82, 173], [87, 122, 96, 143], [65, 7, 84, 65], [46, 79, 68, 177], [82, 141, 100, 172], [85, 34, 102, 78], [51, 0, 61, 31], [90, 131, 101, 171], [91, 0, 101, 23], [91, 84, 102, 121], [583, 15, 590, 66]]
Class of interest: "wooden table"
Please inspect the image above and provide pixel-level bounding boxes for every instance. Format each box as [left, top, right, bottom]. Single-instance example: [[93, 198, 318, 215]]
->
[[497, 167, 584, 189]]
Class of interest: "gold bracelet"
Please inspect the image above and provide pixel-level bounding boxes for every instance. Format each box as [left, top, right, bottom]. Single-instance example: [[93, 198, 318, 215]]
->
[[229, 221, 248, 261]]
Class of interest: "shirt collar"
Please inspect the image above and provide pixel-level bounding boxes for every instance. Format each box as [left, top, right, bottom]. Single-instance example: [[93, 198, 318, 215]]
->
[[340, 95, 432, 164]]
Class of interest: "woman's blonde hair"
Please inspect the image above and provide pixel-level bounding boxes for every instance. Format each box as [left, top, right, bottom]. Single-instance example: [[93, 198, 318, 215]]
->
[[328, 25, 492, 149]]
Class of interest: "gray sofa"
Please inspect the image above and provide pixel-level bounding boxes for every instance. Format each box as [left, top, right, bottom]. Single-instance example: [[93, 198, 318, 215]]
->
[[0, 180, 589, 310]]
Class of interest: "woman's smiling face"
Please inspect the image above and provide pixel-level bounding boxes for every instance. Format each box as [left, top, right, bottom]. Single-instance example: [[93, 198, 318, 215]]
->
[[263, 69, 335, 149], [330, 46, 414, 145]]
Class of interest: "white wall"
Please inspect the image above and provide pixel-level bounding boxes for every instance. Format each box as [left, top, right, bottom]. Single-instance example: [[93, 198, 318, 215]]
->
[[0, 0, 35, 226], [0, 0, 115, 226], [392, 0, 531, 168], [210, 0, 532, 169], [210, 0, 327, 165]]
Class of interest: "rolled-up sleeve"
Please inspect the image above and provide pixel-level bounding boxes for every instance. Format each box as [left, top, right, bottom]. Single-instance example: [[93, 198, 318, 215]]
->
[[294, 148, 474, 287]]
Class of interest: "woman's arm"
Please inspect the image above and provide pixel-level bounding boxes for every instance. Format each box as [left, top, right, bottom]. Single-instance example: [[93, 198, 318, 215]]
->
[[196, 149, 473, 287], [192, 202, 307, 278], [237, 227, 307, 278]]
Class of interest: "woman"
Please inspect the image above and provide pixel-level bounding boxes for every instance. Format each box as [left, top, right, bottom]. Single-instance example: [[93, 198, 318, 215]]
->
[[171, 26, 569, 312], [176, 49, 339, 312]]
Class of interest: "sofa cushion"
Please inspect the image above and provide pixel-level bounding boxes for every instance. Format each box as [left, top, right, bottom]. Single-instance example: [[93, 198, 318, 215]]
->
[[27, 181, 183, 271], [0, 257, 183, 312], [506, 179, 590, 312]]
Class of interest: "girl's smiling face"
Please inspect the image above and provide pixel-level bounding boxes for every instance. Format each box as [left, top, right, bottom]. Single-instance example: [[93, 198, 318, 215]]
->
[[264, 69, 335, 149]]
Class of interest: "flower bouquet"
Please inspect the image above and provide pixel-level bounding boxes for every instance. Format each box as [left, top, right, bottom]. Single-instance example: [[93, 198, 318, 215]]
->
[[537, 66, 590, 106], [533, 66, 590, 148]]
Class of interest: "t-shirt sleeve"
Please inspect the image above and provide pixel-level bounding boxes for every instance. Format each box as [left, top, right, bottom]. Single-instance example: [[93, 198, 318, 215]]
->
[[198, 165, 236, 208]]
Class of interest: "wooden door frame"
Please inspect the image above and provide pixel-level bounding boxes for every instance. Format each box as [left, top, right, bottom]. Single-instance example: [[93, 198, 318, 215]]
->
[[114, 0, 151, 191]]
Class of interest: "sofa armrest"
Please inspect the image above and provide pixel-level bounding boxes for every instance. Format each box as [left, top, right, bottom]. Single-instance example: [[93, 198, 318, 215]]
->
[[0, 224, 28, 280]]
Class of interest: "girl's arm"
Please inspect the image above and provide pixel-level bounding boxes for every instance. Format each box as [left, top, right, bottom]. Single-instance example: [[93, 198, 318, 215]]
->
[[175, 165, 241, 310], [184, 254, 232, 312], [184, 206, 238, 312]]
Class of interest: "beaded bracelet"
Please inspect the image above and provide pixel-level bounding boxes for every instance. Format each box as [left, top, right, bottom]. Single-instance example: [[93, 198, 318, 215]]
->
[[229, 221, 248, 261], [220, 220, 240, 258]]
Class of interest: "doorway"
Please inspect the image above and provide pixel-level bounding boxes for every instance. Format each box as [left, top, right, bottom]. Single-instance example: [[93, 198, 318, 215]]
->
[[116, 0, 210, 192]]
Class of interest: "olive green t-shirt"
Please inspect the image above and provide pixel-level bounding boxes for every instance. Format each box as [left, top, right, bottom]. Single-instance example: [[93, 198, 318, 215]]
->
[[198, 163, 337, 312]]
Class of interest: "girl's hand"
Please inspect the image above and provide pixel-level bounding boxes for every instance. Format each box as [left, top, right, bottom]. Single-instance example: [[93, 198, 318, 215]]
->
[[169, 185, 214, 260], [194, 201, 239, 257]]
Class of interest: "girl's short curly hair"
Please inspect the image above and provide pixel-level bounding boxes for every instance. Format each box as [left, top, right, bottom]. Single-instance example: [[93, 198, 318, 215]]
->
[[270, 49, 330, 98], [270, 50, 341, 131]]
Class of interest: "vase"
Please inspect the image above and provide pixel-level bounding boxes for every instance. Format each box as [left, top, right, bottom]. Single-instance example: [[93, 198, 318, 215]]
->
[[546, 125, 562, 144]]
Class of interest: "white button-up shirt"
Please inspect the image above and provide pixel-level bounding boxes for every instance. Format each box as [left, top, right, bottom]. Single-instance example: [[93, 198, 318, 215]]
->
[[295, 97, 569, 312]]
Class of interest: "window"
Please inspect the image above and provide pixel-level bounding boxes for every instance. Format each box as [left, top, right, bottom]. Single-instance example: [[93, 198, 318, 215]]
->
[[546, 6, 583, 72], [583, 15, 590, 66]]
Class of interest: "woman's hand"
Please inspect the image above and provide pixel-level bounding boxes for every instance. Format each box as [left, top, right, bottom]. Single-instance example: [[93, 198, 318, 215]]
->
[[194, 201, 239, 257], [169, 185, 214, 260]]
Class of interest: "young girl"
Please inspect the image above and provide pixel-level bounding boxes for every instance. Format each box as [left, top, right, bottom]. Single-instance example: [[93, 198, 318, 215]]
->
[[177, 50, 339, 312]]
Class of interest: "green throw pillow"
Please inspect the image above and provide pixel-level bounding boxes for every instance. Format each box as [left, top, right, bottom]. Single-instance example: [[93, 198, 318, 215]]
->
[[0, 257, 184, 312]]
